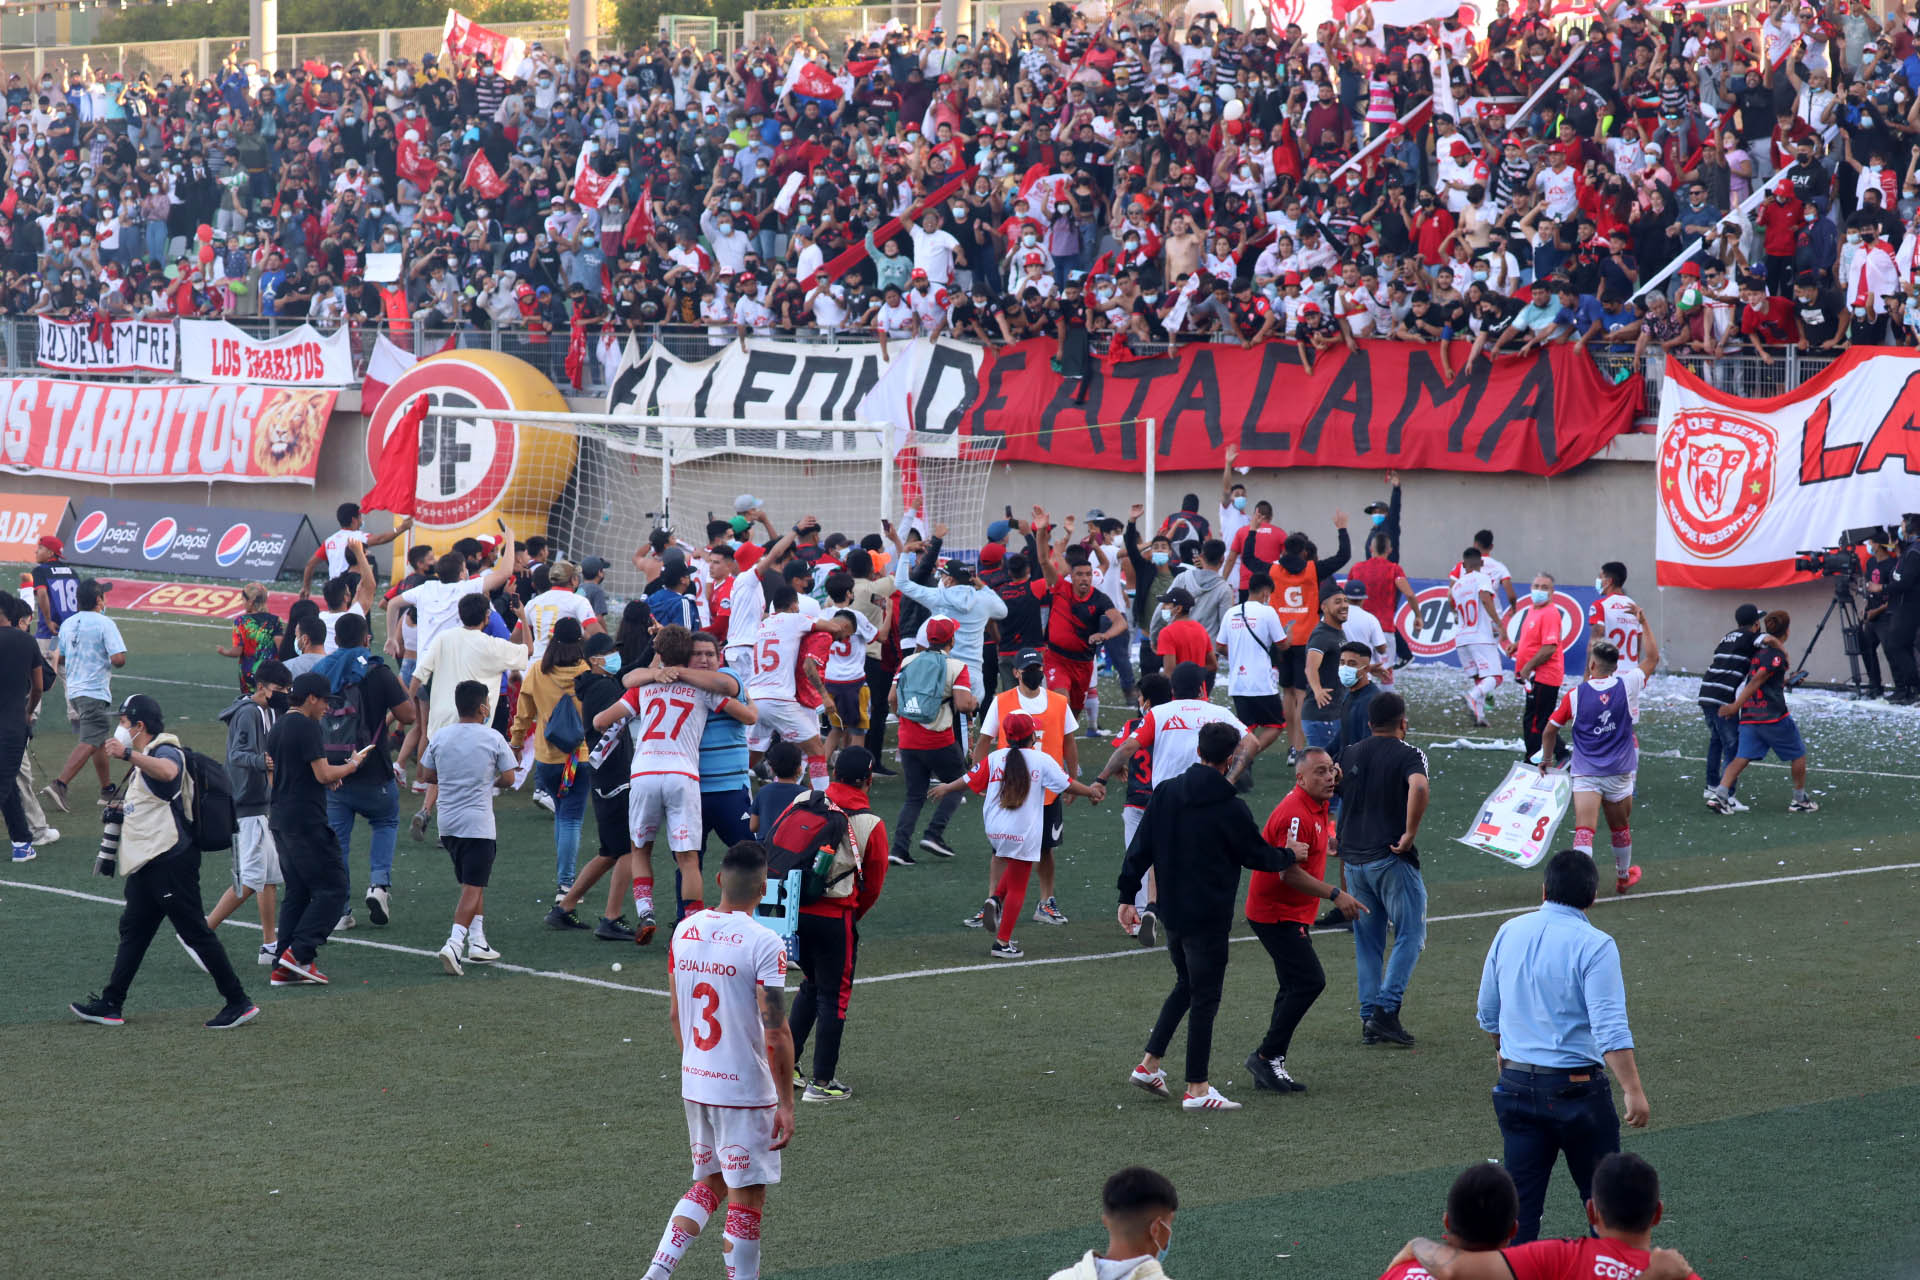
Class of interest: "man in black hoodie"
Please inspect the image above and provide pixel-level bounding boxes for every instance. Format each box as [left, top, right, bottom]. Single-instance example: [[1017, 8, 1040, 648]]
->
[[1117, 722, 1361, 1112]]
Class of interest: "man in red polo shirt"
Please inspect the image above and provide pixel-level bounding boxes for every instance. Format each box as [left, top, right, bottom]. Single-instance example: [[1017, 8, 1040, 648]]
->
[[1228, 501, 1286, 596], [1506, 570, 1571, 766], [1241, 747, 1361, 1094], [1390, 1152, 1696, 1280]]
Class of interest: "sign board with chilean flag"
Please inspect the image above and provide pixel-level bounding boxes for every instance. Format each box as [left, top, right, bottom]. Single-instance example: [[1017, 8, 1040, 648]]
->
[[65, 497, 318, 581]]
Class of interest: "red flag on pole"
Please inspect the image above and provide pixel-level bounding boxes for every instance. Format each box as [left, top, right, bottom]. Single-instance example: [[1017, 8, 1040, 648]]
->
[[564, 315, 586, 389], [361, 394, 428, 518], [622, 197, 655, 253], [801, 165, 978, 290], [463, 150, 508, 199]]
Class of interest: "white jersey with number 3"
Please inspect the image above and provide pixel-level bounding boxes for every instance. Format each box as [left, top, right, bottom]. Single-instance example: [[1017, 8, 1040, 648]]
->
[[623, 681, 728, 779], [747, 611, 815, 699], [671, 909, 787, 1107], [1449, 570, 1497, 645], [1588, 592, 1644, 662]]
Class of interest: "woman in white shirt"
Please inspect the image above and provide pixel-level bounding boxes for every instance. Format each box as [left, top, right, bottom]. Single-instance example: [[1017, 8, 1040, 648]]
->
[[931, 713, 1101, 960]]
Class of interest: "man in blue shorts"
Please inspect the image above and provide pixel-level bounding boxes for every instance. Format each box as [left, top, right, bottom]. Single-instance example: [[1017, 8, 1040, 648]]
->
[[1708, 610, 1816, 813]]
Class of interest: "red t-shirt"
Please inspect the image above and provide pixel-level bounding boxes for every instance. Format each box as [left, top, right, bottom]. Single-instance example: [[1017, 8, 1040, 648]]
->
[[895, 659, 971, 751], [1346, 556, 1403, 626], [795, 631, 833, 709], [1046, 579, 1116, 662], [1514, 600, 1568, 686], [1377, 1261, 1439, 1280], [1229, 522, 1287, 588], [1739, 294, 1799, 345], [1246, 786, 1331, 925], [1154, 618, 1215, 669], [1503, 1237, 1699, 1280]]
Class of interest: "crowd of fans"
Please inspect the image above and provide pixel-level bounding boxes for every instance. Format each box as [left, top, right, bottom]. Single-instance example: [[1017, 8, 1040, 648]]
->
[[5, 0, 1920, 372]]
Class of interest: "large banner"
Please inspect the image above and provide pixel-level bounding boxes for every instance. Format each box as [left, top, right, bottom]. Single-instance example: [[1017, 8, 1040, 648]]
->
[[1655, 348, 1920, 589], [0, 491, 71, 561], [179, 321, 355, 387], [0, 379, 338, 484], [37, 318, 176, 374], [66, 497, 316, 580], [608, 336, 1642, 476]]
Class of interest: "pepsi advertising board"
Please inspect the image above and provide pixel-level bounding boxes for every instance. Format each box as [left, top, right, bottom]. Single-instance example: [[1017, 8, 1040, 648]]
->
[[66, 499, 315, 581]]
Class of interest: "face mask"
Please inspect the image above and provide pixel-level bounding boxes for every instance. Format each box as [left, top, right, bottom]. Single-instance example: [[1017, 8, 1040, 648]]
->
[[113, 724, 135, 751], [1021, 667, 1045, 691], [1150, 551, 1170, 566], [267, 692, 290, 713], [1593, 577, 1607, 594], [603, 651, 623, 675], [718, 221, 733, 232], [1232, 495, 1247, 511], [1336, 665, 1360, 688], [1369, 512, 1386, 526], [1530, 587, 1551, 606]]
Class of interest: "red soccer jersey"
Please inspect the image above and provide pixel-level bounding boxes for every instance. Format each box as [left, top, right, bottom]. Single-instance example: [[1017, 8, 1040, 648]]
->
[[1154, 618, 1215, 669], [1502, 1237, 1699, 1280], [1229, 522, 1287, 588], [795, 630, 833, 709], [1246, 786, 1331, 925], [1046, 579, 1116, 662], [1347, 556, 1403, 626]]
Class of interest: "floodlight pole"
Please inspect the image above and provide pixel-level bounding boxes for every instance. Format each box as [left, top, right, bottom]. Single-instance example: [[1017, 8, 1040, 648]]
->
[[250, 0, 278, 72]]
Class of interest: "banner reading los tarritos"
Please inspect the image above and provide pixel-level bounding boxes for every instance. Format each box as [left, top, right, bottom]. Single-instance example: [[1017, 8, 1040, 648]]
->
[[0, 379, 337, 484], [1656, 348, 1920, 589], [610, 336, 1642, 476], [178, 321, 355, 386]]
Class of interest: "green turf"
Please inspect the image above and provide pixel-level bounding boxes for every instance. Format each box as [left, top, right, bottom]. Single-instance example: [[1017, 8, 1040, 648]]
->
[[4, 607, 1917, 1279]]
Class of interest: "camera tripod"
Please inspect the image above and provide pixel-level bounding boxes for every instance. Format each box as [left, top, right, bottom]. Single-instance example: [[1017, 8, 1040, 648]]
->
[[1788, 575, 1872, 695]]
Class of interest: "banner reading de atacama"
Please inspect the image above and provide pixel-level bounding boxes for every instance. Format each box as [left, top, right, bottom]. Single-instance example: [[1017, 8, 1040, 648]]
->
[[1656, 348, 1920, 589], [178, 321, 355, 386], [0, 379, 338, 484]]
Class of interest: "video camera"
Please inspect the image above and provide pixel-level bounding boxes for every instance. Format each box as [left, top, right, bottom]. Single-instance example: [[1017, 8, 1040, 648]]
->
[[1793, 526, 1892, 578]]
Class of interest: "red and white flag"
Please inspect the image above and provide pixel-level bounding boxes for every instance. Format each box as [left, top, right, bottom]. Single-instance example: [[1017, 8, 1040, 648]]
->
[[781, 58, 845, 101], [360, 335, 417, 417], [572, 150, 619, 209], [397, 133, 439, 190], [1018, 164, 1072, 212], [442, 8, 526, 71], [464, 149, 508, 199]]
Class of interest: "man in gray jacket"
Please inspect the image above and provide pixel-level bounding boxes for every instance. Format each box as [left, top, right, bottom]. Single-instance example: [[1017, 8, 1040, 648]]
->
[[1167, 539, 1235, 644], [193, 660, 292, 969]]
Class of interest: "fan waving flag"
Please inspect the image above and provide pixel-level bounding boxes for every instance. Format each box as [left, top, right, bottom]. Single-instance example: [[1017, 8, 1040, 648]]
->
[[800, 165, 978, 289], [397, 133, 439, 189], [362, 394, 429, 518], [781, 57, 845, 101], [622, 197, 655, 252], [572, 149, 619, 209], [464, 149, 508, 199], [1018, 164, 1073, 212], [564, 315, 587, 389]]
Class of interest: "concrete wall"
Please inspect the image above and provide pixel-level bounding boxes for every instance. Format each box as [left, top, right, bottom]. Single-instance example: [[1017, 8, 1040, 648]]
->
[[4, 400, 1864, 685]]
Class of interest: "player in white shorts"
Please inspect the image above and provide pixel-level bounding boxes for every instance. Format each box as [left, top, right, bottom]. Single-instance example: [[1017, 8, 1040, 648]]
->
[[932, 711, 1103, 959], [640, 841, 794, 1280], [1449, 547, 1506, 727], [745, 585, 854, 792], [595, 625, 757, 936]]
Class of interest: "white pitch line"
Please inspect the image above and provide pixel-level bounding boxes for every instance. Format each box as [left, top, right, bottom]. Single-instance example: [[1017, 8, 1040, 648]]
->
[[115, 673, 242, 693], [0, 877, 669, 996], [1415, 734, 1920, 783]]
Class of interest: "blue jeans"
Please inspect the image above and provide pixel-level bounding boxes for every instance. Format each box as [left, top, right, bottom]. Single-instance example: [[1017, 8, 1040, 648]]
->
[[328, 775, 399, 898], [1493, 1066, 1620, 1244], [535, 759, 592, 889], [1101, 631, 1137, 698], [1346, 856, 1427, 1020], [1702, 704, 1739, 792], [1302, 719, 1339, 750]]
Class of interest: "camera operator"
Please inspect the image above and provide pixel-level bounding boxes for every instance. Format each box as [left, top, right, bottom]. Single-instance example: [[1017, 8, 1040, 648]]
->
[[1881, 518, 1920, 705], [68, 694, 259, 1030], [1860, 529, 1899, 701]]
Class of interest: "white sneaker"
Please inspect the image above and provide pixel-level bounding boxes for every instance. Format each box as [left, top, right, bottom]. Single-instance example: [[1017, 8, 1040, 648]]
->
[[178, 933, 210, 975], [466, 941, 500, 963], [336, 912, 357, 931], [1723, 794, 1750, 813], [437, 942, 464, 976], [533, 789, 557, 815], [33, 826, 58, 846], [1129, 1065, 1173, 1099], [1181, 1086, 1242, 1111], [365, 885, 391, 926], [1701, 787, 1716, 802], [257, 944, 278, 966]]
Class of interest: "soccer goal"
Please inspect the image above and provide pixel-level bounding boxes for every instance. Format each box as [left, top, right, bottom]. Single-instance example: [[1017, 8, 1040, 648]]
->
[[419, 407, 1002, 599]]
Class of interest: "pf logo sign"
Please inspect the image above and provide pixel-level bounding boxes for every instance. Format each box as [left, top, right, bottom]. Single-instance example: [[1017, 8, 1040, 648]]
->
[[1658, 408, 1775, 560], [1395, 585, 1463, 658]]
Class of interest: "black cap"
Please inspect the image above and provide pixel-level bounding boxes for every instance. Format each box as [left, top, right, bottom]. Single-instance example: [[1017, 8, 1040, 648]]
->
[[1363, 500, 1390, 515], [1734, 603, 1763, 627], [580, 555, 609, 579], [118, 693, 164, 733], [943, 560, 975, 584], [1015, 647, 1044, 670], [1343, 578, 1369, 599], [1159, 586, 1196, 609], [290, 672, 334, 705], [832, 745, 874, 784]]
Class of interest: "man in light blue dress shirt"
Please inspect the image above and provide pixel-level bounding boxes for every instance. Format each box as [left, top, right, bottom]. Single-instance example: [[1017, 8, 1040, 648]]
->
[[1477, 849, 1651, 1244]]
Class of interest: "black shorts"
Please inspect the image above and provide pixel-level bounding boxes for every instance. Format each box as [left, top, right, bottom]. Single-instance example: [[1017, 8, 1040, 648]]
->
[[1233, 695, 1287, 731], [1041, 798, 1064, 852], [442, 835, 498, 887], [1276, 647, 1309, 691], [592, 786, 629, 862]]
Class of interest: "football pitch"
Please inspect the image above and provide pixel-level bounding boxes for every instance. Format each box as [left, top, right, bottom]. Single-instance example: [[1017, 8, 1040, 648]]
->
[[5, 607, 1919, 1280]]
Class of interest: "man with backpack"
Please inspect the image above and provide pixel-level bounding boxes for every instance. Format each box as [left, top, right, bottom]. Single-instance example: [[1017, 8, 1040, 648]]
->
[[311, 613, 414, 931], [197, 659, 293, 968], [776, 747, 890, 1103], [886, 618, 977, 867], [69, 694, 260, 1030]]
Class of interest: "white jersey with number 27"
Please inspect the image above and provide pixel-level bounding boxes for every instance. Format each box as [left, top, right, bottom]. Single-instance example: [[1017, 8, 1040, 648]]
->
[[671, 908, 787, 1107], [623, 681, 729, 779]]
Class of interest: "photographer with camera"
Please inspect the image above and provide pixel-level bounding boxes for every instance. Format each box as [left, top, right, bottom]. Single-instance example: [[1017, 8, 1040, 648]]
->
[[69, 694, 259, 1030], [1883, 518, 1920, 705], [1862, 530, 1900, 702]]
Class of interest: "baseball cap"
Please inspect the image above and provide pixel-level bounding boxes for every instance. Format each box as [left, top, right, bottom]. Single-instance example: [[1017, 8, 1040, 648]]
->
[[1159, 586, 1196, 610], [289, 673, 333, 706], [1343, 578, 1369, 599], [735, 542, 764, 570], [1363, 499, 1390, 515], [978, 542, 1006, 569], [733, 493, 762, 514], [1734, 603, 1763, 627], [1015, 647, 1044, 670], [579, 556, 609, 579], [727, 515, 752, 535], [1002, 711, 1037, 741], [37, 534, 61, 554], [118, 693, 164, 733], [986, 518, 1011, 542], [942, 560, 975, 584], [926, 617, 958, 646], [1679, 261, 1702, 277], [832, 745, 875, 784]]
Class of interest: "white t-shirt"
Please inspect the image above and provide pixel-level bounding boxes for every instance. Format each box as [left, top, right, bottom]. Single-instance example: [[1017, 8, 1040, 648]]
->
[[322, 528, 367, 579], [400, 578, 487, 656], [522, 587, 598, 661], [1136, 697, 1248, 789], [1450, 570, 1498, 645], [1588, 592, 1645, 663], [1221, 599, 1286, 696], [726, 567, 767, 648], [670, 908, 787, 1107], [1342, 607, 1391, 673], [1218, 501, 1249, 552], [316, 603, 365, 654], [910, 224, 962, 283], [976, 684, 1079, 742], [968, 745, 1071, 859], [746, 611, 814, 700], [622, 680, 728, 779], [823, 611, 877, 683]]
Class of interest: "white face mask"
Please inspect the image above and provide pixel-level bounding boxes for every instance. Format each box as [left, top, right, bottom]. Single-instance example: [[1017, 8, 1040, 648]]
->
[[113, 724, 135, 751], [1531, 587, 1551, 606], [1593, 577, 1607, 594]]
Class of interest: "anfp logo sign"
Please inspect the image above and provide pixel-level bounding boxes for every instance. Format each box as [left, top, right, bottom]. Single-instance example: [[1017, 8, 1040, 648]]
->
[[1396, 585, 1463, 657]]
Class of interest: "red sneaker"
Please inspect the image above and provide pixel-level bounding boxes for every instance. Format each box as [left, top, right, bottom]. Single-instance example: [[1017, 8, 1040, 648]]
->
[[1615, 865, 1643, 894], [274, 951, 330, 985]]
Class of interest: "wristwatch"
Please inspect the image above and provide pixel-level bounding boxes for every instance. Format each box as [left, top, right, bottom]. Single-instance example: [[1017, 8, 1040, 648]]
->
[[1325, 884, 1340, 901]]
